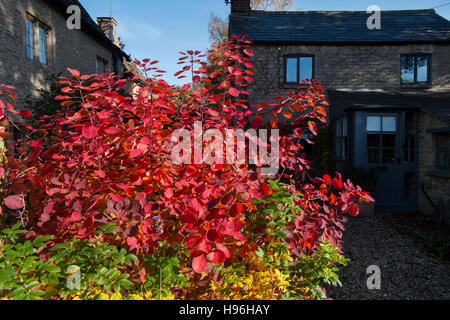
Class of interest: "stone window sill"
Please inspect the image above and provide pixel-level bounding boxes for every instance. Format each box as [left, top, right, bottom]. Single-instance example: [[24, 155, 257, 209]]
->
[[427, 169, 450, 179], [280, 83, 301, 89], [400, 83, 432, 90]]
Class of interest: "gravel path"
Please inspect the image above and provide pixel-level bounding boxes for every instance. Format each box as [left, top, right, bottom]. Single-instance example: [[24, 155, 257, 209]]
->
[[326, 212, 450, 300]]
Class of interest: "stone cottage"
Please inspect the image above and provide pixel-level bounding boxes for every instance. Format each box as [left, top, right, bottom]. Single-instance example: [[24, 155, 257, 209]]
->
[[0, 0, 131, 105], [228, 0, 450, 220]]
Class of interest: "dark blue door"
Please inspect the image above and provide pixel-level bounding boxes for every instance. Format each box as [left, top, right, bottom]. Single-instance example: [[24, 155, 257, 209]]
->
[[364, 114, 403, 207]]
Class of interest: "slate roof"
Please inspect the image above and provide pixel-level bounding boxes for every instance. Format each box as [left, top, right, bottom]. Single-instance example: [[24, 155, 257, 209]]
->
[[328, 90, 450, 122], [229, 9, 450, 44], [41, 0, 130, 59]]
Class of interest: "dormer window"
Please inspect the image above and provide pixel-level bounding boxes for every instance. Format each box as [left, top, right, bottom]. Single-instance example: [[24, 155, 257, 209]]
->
[[401, 54, 431, 84]]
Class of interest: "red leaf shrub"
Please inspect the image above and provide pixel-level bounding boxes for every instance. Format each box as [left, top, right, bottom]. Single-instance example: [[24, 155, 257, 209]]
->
[[0, 36, 373, 299]]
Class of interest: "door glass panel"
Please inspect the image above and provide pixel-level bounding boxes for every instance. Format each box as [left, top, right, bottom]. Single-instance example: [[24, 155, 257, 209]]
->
[[382, 134, 396, 148], [286, 58, 297, 83], [367, 134, 381, 147], [382, 149, 396, 164], [367, 116, 381, 131], [382, 116, 396, 132], [368, 148, 380, 164]]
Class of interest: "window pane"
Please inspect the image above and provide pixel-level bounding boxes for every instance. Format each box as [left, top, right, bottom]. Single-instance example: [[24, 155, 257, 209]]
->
[[368, 148, 380, 164], [342, 137, 347, 159], [417, 56, 429, 82], [336, 139, 342, 158], [382, 134, 396, 148], [336, 119, 342, 137], [26, 20, 34, 59], [382, 116, 396, 132], [342, 117, 348, 137], [109, 25, 114, 41], [299, 57, 313, 81], [367, 116, 381, 131], [286, 58, 297, 83], [437, 134, 450, 170], [367, 134, 381, 147], [401, 56, 414, 83], [38, 27, 46, 64]]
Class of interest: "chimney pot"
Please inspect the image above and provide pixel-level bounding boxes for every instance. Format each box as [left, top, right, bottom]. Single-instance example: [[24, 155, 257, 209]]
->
[[97, 17, 119, 46], [229, 0, 251, 15]]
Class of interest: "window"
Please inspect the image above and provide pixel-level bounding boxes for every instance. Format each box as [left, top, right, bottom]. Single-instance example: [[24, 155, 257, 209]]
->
[[436, 134, 450, 171], [38, 26, 48, 64], [401, 54, 431, 84], [96, 56, 109, 74], [26, 19, 34, 59], [366, 116, 397, 164], [335, 116, 348, 159], [285, 55, 314, 84], [109, 25, 114, 41], [25, 14, 50, 64]]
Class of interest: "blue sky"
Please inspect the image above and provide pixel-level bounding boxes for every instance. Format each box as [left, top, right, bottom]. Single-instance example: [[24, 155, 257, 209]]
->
[[79, 0, 450, 85]]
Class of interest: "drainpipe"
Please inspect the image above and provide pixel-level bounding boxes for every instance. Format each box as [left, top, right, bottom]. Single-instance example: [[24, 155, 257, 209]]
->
[[113, 52, 119, 77], [420, 184, 436, 209]]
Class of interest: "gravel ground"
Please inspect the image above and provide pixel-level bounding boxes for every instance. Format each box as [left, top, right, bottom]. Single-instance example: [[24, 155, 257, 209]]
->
[[326, 211, 450, 300]]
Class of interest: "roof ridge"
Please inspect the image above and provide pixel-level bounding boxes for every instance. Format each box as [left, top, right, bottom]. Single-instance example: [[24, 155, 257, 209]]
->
[[248, 9, 437, 15]]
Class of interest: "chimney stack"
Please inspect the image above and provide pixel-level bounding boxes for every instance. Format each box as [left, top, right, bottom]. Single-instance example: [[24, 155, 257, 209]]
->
[[97, 17, 119, 46], [228, 0, 251, 15]]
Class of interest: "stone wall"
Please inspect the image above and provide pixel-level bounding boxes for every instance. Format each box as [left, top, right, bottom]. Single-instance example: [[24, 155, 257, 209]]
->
[[248, 43, 450, 106], [0, 0, 124, 108], [418, 111, 450, 220]]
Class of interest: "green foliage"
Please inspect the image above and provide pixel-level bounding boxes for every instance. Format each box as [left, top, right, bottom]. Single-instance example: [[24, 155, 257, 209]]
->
[[0, 223, 140, 300], [0, 223, 191, 300], [288, 241, 348, 300], [250, 180, 299, 270], [0, 224, 56, 300], [142, 242, 190, 299], [249, 181, 348, 300]]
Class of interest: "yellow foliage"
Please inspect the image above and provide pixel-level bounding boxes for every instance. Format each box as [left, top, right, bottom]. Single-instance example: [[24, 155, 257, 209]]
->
[[67, 287, 174, 300], [201, 253, 290, 300]]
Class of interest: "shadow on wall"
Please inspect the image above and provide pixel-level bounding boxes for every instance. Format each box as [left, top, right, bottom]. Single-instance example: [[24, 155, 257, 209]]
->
[[0, 0, 54, 109]]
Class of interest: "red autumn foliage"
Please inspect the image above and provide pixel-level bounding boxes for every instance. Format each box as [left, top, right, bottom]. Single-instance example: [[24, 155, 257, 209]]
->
[[0, 36, 373, 280]]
